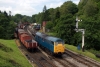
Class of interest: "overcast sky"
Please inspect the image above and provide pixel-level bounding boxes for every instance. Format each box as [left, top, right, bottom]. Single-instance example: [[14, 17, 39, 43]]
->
[[0, 0, 80, 16]]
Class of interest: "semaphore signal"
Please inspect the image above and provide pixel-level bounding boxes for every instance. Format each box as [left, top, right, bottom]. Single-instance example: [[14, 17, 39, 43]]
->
[[75, 16, 85, 52]]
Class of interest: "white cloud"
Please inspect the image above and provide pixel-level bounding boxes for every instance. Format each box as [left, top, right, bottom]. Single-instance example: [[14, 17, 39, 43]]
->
[[73, 0, 79, 4], [0, 0, 80, 16], [48, 2, 63, 8], [0, 0, 15, 3], [0, 6, 13, 14], [0, 6, 12, 11]]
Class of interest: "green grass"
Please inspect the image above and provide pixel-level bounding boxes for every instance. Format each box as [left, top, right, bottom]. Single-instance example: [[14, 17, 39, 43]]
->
[[65, 44, 100, 62], [0, 39, 32, 67]]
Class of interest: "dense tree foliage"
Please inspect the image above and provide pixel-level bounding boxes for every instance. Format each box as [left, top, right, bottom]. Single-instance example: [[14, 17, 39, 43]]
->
[[54, 14, 76, 44], [0, 11, 16, 39], [78, 0, 100, 50], [12, 14, 32, 23], [60, 1, 78, 15], [42, 5, 48, 21]]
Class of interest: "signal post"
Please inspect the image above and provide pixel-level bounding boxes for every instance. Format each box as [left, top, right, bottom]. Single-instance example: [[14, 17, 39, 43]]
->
[[75, 17, 85, 52]]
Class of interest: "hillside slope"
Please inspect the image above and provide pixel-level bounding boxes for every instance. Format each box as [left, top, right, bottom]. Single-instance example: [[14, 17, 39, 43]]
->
[[0, 39, 32, 67]]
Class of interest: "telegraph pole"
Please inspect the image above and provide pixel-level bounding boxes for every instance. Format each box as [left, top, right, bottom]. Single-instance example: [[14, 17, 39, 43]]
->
[[75, 17, 85, 52]]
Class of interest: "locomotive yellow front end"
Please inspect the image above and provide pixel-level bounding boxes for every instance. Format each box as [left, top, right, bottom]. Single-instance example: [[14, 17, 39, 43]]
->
[[54, 42, 65, 54]]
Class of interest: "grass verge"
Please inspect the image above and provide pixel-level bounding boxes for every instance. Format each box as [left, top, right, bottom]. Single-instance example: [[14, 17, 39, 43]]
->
[[65, 44, 100, 62], [0, 39, 32, 67]]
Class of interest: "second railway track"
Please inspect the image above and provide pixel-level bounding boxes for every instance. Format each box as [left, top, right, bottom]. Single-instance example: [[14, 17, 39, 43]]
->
[[65, 49, 100, 67], [15, 39, 57, 67]]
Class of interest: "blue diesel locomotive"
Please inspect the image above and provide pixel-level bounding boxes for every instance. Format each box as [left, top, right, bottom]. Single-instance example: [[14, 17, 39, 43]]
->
[[35, 32, 65, 55]]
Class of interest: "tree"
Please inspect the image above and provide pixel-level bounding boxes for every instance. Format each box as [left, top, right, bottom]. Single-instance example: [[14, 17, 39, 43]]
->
[[13, 14, 23, 22], [0, 11, 16, 39], [55, 7, 60, 19], [32, 15, 36, 23], [84, 0, 99, 17], [60, 1, 78, 16], [46, 21, 53, 31], [4, 11, 8, 17], [21, 15, 31, 22], [78, 0, 100, 50], [0, 26, 4, 38], [47, 8, 55, 23], [42, 5, 49, 21], [54, 14, 76, 44]]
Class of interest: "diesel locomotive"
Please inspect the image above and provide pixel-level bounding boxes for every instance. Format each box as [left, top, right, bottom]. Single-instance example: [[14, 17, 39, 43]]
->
[[35, 32, 65, 55]]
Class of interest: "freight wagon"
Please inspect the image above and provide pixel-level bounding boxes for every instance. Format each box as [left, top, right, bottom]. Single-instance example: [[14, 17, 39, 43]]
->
[[18, 29, 37, 51]]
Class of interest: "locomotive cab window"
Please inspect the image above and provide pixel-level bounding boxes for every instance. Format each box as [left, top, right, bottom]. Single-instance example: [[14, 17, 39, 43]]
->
[[55, 40, 64, 45]]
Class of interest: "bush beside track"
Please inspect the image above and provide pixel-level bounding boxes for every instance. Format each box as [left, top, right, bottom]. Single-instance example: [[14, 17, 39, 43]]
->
[[0, 39, 32, 67]]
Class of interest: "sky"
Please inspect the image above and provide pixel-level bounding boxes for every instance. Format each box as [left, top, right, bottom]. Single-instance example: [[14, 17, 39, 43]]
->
[[0, 0, 80, 16]]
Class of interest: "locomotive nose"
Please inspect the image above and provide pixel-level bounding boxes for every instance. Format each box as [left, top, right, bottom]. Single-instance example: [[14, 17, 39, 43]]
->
[[54, 44, 65, 53]]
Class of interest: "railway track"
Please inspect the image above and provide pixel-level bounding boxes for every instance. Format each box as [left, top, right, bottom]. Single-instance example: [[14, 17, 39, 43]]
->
[[26, 26, 81, 67], [16, 25, 100, 67], [38, 46, 79, 67], [33, 50, 57, 67], [54, 57, 78, 67], [15, 39, 56, 67], [65, 49, 100, 67], [15, 39, 38, 67], [16, 26, 57, 67]]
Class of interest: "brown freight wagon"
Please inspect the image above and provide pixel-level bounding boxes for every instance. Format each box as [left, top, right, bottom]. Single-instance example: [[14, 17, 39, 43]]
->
[[20, 34, 32, 46], [17, 28, 38, 51], [25, 39, 37, 51], [18, 29, 27, 39]]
